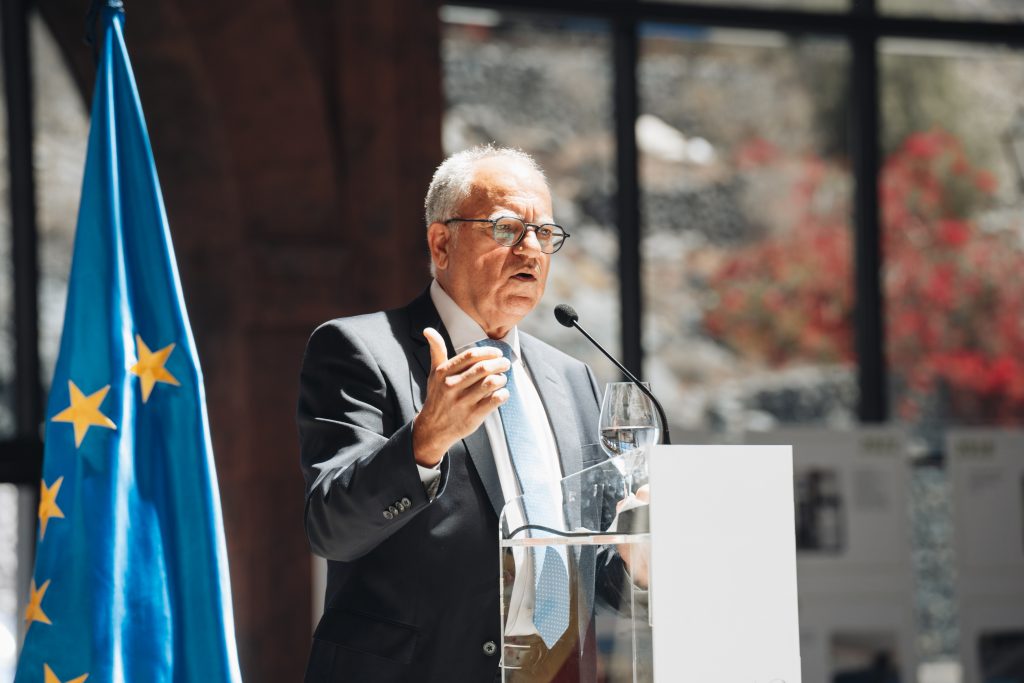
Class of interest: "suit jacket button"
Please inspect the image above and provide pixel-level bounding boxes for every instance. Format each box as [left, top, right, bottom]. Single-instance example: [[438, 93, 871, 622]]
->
[[388, 505, 398, 515], [401, 497, 412, 507], [383, 510, 394, 520], [482, 641, 497, 656], [395, 501, 406, 512]]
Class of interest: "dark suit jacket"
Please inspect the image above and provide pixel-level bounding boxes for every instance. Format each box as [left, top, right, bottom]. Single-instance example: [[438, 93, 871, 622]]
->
[[298, 290, 621, 682]]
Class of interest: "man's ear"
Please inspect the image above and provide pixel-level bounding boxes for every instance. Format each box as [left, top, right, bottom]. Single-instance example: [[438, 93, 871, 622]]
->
[[427, 221, 452, 272]]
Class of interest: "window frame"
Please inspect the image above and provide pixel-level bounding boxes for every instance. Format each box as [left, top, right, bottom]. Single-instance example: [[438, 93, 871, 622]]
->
[[445, 0, 1024, 423]]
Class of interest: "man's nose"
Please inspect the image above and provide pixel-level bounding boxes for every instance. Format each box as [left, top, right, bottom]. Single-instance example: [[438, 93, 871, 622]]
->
[[518, 226, 544, 254]]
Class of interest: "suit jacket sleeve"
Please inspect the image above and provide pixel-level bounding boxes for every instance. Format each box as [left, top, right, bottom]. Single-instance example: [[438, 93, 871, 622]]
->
[[298, 320, 445, 562]]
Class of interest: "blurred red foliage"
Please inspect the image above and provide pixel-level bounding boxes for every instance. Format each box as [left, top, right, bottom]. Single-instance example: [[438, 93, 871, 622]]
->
[[705, 128, 1024, 423]]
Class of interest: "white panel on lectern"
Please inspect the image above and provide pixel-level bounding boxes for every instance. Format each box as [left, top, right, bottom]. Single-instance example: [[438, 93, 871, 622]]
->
[[649, 444, 801, 683]]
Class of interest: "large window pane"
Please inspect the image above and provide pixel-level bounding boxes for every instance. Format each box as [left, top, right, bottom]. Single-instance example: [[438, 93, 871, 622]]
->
[[441, 8, 620, 385], [639, 27, 854, 434], [881, 40, 1024, 441], [882, 0, 1024, 21]]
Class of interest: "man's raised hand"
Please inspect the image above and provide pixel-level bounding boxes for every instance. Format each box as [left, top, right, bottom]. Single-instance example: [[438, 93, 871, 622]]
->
[[412, 327, 511, 466]]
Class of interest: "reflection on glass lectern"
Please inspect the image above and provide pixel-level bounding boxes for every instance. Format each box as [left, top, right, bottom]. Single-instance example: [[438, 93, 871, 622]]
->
[[498, 449, 653, 683]]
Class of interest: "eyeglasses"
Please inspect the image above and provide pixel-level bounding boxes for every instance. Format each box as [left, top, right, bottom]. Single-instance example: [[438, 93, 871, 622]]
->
[[444, 216, 570, 254]]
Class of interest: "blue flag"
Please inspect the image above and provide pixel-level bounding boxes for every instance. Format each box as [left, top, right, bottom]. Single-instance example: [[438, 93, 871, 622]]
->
[[15, 4, 242, 682]]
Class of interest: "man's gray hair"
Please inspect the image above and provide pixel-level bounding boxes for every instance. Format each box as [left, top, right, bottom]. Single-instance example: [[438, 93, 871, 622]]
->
[[424, 144, 545, 228]]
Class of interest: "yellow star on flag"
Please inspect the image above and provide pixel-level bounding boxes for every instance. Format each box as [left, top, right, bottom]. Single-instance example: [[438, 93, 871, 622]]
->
[[25, 578, 52, 629], [51, 381, 116, 448], [129, 335, 180, 402], [38, 476, 65, 540], [44, 664, 89, 683]]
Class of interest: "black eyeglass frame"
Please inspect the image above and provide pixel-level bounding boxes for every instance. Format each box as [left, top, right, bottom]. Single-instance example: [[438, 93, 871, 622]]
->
[[443, 216, 571, 254]]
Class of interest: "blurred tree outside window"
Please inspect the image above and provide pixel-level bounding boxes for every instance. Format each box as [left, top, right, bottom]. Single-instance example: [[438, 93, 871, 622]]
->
[[880, 40, 1024, 445], [638, 27, 856, 434]]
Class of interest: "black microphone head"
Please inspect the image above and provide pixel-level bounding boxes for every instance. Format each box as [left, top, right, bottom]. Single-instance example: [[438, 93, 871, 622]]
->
[[554, 304, 579, 328]]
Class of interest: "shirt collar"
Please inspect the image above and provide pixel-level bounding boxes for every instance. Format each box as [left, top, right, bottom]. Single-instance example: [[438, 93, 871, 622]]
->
[[429, 279, 521, 361]]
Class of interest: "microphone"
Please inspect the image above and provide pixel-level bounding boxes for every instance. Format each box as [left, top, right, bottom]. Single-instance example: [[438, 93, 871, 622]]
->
[[554, 304, 671, 445]]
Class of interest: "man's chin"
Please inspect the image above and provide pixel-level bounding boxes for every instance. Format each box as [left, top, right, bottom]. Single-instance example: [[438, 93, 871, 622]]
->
[[501, 292, 542, 319]]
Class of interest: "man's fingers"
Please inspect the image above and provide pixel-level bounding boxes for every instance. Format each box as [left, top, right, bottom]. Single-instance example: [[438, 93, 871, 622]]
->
[[423, 327, 448, 372], [635, 484, 650, 504], [455, 370, 509, 402], [445, 357, 510, 388], [475, 387, 509, 414], [439, 345, 503, 375]]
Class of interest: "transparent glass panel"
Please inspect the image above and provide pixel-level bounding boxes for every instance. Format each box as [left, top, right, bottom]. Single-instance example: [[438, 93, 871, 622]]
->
[[639, 27, 855, 435], [498, 451, 650, 681], [441, 8, 620, 385], [0, 484, 20, 680], [882, 0, 1024, 21], [32, 11, 88, 390]]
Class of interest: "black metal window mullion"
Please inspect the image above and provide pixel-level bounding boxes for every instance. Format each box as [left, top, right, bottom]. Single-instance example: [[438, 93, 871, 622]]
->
[[613, 6, 643, 378], [851, 0, 887, 422], [1, 0, 43, 484]]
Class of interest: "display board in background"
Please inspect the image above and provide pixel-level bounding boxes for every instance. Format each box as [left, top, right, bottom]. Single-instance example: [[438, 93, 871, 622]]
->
[[747, 427, 917, 683], [947, 429, 1024, 683]]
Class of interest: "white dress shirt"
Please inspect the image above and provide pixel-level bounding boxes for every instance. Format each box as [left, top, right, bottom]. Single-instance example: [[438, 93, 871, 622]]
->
[[428, 279, 564, 637]]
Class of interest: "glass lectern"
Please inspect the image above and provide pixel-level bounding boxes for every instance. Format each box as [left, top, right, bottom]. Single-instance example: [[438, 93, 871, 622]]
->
[[498, 449, 653, 682]]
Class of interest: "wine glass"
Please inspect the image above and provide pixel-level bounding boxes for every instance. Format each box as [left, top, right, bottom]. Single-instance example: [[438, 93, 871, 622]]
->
[[599, 382, 660, 494]]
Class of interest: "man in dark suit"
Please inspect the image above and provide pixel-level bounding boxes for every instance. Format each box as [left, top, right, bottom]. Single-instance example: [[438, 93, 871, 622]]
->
[[298, 146, 626, 682]]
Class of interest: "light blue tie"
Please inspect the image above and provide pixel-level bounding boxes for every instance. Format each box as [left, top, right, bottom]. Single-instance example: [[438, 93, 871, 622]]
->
[[477, 339, 570, 649]]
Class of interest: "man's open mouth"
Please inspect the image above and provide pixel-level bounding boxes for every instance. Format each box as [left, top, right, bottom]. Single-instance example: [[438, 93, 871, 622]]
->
[[512, 272, 536, 281]]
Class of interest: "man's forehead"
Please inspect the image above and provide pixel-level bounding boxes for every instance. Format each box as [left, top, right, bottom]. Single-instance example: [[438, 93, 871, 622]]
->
[[461, 157, 551, 215]]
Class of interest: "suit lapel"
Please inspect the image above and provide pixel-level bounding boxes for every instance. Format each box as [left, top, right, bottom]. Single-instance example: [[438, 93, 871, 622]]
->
[[407, 288, 447, 399], [406, 289, 505, 518], [462, 426, 505, 518], [519, 334, 584, 530]]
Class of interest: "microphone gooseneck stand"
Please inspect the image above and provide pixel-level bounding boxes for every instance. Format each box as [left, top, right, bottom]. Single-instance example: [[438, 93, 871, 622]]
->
[[554, 304, 672, 446]]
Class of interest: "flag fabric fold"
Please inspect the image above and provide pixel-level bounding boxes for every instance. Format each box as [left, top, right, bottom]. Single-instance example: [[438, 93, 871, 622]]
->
[[15, 4, 242, 682]]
